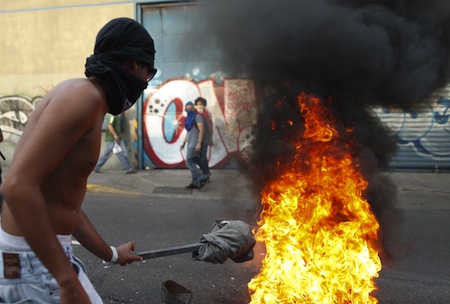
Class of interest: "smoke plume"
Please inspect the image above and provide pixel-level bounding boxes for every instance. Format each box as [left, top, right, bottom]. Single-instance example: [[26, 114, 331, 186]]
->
[[207, 0, 450, 105], [201, 0, 450, 258]]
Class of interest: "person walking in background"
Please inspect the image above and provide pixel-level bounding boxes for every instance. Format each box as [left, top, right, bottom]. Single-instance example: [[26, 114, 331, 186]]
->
[[0, 17, 155, 303], [94, 113, 136, 174], [181, 101, 208, 189], [194, 97, 213, 181], [0, 127, 3, 213]]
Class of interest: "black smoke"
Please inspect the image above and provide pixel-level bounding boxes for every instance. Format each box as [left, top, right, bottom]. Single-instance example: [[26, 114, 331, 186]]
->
[[206, 0, 450, 106], [200, 0, 450, 260]]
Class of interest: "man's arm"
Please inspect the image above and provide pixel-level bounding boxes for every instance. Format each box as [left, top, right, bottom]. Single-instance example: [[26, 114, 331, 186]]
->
[[196, 121, 204, 152], [0, 81, 103, 303], [108, 116, 120, 142], [73, 210, 142, 265]]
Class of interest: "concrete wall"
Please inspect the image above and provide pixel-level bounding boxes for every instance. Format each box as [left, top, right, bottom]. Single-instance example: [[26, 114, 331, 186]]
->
[[0, 1, 135, 169], [0, 0, 134, 96]]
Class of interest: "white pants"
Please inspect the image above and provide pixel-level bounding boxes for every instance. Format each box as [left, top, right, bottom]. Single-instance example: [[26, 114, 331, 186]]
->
[[0, 227, 103, 304]]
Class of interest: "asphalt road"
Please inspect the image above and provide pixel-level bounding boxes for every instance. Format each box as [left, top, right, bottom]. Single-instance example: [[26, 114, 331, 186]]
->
[[76, 193, 261, 304], [75, 192, 450, 304]]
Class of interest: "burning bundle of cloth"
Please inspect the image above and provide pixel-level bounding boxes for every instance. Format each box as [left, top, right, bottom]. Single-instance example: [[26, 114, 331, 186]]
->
[[192, 220, 256, 264], [138, 220, 255, 264], [138, 220, 255, 304], [192, 0, 450, 302]]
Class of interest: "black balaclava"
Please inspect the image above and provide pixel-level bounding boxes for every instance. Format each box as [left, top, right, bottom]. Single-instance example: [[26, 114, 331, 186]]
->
[[85, 17, 156, 115]]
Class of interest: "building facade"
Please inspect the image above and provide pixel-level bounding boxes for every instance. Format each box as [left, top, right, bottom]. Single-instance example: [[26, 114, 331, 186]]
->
[[1, 1, 449, 171]]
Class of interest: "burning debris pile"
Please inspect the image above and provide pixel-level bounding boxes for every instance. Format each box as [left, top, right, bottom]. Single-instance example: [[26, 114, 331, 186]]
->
[[200, 0, 450, 302], [248, 93, 383, 303]]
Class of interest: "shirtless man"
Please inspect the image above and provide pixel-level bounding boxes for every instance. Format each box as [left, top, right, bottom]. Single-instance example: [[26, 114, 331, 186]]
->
[[0, 18, 157, 303]]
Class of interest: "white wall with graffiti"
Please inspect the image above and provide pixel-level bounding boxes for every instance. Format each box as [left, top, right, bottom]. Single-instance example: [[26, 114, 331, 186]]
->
[[372, 91, 450, 171], [1, 81, 450, 171], [0, 95, 43, 163], [141, 79, 256, 168], [140, 79, 450, 170]]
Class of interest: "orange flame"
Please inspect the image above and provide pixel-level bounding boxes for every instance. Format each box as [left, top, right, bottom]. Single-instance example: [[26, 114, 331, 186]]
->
[[248, 93, 381, 303]]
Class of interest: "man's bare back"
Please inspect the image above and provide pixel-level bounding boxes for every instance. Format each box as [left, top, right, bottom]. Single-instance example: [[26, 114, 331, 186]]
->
[[1, 78, 107, 236], [0, 18, 155, 303]]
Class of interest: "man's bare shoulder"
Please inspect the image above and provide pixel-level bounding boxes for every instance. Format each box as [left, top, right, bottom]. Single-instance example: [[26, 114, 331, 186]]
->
[[51, 78, 105, 103], [36, 78, 108, 118]]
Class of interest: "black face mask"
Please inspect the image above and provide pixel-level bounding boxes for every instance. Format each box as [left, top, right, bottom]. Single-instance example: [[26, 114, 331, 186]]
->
[[85, 55, 148, 115], [84, 18, 155, 115]]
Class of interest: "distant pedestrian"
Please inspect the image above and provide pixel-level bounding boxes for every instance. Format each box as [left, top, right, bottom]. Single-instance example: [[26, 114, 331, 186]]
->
[[94, 114, 136, 174], [181, 101, 208, 189], [195, 97, 213, 181]]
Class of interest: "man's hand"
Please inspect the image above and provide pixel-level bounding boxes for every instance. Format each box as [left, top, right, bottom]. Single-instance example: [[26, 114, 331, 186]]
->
[[115, 241, 143, 266], [181, 142, 186, 149], [195, 142, 201, 152]]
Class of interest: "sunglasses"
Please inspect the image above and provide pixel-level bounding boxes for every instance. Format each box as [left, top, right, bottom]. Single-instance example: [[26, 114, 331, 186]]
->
[[147, 67, 157, 82]]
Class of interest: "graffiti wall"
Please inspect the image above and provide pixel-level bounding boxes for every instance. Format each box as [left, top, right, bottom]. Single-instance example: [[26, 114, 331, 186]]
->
[[0, 95, 43, 163], [142, 79, 450, 170], [372, 95, 450, 170], [142, 79, 256, 168], [1, 81, 450, 171]]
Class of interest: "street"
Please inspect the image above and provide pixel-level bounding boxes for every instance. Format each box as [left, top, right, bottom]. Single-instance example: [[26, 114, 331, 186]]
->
[[76, 193, 261, 304], [76, 185, 450, 304]]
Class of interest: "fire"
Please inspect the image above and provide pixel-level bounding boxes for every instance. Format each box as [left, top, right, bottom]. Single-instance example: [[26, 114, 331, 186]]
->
[[248, 93, 381, 303]]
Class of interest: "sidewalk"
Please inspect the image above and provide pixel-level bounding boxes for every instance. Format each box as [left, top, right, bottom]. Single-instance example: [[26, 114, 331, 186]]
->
[[390, 171, 450, 210], [86, 168, 256, 202], [86, 169, 450, 209], [2, 166, 449, 208]]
